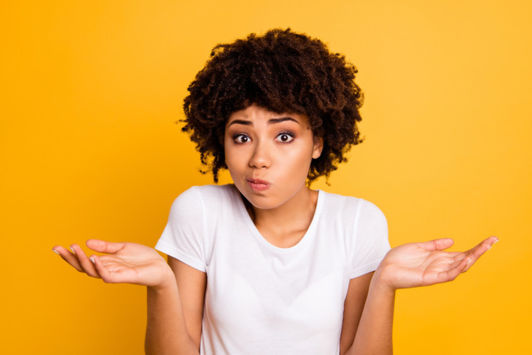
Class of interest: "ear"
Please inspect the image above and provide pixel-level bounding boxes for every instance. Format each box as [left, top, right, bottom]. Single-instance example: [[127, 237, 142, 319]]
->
[[312, 136, 323, 159]]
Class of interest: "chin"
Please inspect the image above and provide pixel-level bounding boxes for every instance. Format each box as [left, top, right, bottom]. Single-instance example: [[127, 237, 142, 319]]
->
[[241, 192, 275, 210], [237, 188, 282, 210]]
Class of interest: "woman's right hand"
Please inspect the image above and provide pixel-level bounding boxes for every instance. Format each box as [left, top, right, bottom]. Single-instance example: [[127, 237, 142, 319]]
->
[[52, 240, 175, 290]]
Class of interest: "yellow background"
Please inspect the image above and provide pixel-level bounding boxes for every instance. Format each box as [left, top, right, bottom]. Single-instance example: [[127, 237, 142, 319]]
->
[[1, 0, 530, 354]]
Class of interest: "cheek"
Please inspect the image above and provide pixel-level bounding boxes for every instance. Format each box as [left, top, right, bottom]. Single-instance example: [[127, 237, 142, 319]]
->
[[281, 144, 313, 174], [224, 142, 245, 171], [223, 137, 234, 163]]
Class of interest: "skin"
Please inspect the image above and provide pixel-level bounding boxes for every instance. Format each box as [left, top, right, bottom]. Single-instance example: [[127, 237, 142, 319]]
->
[[52, 104, 499, 354], [223, 103, 323, 246]]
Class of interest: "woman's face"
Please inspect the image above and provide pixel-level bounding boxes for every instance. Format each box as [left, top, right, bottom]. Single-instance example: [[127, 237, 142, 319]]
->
[[224, 104, 323, 210]]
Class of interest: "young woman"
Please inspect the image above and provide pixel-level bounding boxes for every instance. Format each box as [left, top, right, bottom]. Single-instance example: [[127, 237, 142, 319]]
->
[[52, 28, 498, 355]]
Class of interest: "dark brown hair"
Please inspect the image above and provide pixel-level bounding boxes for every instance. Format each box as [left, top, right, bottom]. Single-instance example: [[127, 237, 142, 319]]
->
[[180, 28, 365, 184]]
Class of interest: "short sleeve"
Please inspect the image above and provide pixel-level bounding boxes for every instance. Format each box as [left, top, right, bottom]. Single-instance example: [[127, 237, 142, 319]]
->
[[347, 199, 392, 279], [154, 186, 207, 272]]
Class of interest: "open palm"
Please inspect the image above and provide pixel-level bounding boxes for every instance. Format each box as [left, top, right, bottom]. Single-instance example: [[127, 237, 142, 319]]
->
[[52, 239, 173, 289], [378, 236, 498, 289]]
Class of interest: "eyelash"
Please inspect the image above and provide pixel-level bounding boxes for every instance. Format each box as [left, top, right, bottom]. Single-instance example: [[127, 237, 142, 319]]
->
[[232, 131, 295, 144]]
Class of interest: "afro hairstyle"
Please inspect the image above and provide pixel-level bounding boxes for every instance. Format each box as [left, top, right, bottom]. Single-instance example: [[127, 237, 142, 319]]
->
[[180, 27, 365, 184]]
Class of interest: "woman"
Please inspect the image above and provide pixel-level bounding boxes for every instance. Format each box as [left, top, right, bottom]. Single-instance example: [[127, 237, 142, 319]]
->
[[52, 28, 498, 355]]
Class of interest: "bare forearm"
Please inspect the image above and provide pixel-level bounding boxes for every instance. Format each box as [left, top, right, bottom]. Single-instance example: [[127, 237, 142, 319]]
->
[[347, 270, 395, 355], [145, 270, 199, 355]]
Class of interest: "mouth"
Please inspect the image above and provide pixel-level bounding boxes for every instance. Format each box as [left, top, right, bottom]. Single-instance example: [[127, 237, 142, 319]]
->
[[247, 178, 271, 192]]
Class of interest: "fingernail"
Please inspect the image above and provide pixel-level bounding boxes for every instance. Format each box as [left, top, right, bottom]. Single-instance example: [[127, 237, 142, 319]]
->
[[90, 256, 96, 263], [70, 246, 76, 254], [52, 249, 59, 255]]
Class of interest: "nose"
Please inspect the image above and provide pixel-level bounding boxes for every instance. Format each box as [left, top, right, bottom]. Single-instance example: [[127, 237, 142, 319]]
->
[[249, 140, 271, 169]]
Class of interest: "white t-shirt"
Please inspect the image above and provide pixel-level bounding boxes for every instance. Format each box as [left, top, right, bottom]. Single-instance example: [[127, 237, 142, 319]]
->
[[155, 184, 391, 355]]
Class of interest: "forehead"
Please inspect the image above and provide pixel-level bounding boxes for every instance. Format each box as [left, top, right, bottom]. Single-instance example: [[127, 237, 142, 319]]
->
[[226, 104, 310, 127]]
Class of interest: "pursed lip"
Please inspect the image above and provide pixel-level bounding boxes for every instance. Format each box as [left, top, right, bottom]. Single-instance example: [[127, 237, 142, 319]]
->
[[247, 178, 270, 185]]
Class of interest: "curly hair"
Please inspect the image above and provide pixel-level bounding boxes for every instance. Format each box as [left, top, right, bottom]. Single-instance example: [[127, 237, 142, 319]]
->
[[181, 28, 365, 184]]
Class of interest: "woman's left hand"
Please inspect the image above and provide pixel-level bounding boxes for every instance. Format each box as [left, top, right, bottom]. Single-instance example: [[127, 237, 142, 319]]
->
[[376, 236, 498, 290]]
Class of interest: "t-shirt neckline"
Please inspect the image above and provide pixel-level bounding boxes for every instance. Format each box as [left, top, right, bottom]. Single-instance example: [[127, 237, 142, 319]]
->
[[231, 184, 325, 253]]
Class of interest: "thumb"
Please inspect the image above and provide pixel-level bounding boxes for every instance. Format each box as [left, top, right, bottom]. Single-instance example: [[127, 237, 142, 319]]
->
[[418, 238, 454, 251], [86, 239, 126, 254]]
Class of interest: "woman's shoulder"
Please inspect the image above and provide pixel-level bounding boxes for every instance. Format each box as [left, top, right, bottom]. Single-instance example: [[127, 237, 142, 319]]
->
[[320, 189, 360, 208], [186, 183, 235, 197], [320, 189, 385, 220], [167, 184, 236, 224], [174, 183, 236, 207]]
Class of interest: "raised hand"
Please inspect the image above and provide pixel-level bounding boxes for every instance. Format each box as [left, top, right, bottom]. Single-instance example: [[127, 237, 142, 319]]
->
[[52, 240, 174, 290], [376, 236, 499, 290]]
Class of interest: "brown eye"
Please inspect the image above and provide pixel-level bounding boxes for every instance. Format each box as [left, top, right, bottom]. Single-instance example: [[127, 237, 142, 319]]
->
[[233, 134, 250, 144], [276, 132, 294, 143]]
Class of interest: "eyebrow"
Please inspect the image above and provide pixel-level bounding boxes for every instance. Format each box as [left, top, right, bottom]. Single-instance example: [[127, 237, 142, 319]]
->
[[227, 116, 300, 127]]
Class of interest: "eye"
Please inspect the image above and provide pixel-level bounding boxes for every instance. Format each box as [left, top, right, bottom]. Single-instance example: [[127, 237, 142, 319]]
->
[[233, 133, 250, 144], [276, 132, 294, 143]]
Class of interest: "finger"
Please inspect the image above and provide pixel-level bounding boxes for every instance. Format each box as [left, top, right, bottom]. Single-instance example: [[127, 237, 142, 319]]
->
[[461, 244, 495, 273], [452, 253, 467, 263], [462, 253, 485, 273], [447, 252, 480, 273], [462, 237, 498, 270], [429, 256, 469, 284], [444, 256, 469, 280], [90, 255, 112, 282], [91, 256, 129, 284], [480, 236, 499, 253], [418, 238, 454, 251], [86, 239, 126, 254], [98, 257, 125, 271], [449, 252, 481, 273], [446, 255, 465, 270], [70, 244, 100, 278], [94, 254, 115, 265], [465, 236, 499, 256], [428, 251, 462, 264], [52, 246, 83, 272], [444, 251, 462, 257]]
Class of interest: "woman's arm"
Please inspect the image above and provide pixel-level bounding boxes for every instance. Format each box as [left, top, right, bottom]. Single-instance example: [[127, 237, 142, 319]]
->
[[145, 257, 206, 355], [345, 271, 394, 355], [145, 268, 200, 355], [52, 239, 201, 355], [345, 236, 497, 355], [339, 272, 374, 354]]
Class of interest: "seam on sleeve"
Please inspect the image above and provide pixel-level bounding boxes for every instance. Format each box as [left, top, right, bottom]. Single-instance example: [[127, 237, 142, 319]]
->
[[347, 259, 382, 279], [155, 240, 206, 272], [197, 186, 208, 259], [350, 198, 364, 262]]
